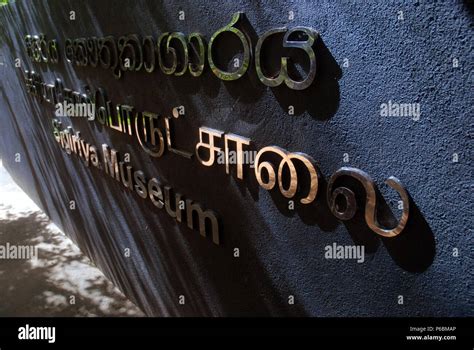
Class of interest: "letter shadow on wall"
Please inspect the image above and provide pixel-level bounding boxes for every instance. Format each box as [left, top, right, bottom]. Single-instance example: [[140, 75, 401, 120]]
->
[[265, 169, 435, 273], [464, 0, 474, 16], [255, 155, 340, 232]]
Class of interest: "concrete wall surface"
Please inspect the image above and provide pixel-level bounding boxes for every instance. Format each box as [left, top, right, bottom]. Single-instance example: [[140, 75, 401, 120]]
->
[[0, 0, 472, 316]]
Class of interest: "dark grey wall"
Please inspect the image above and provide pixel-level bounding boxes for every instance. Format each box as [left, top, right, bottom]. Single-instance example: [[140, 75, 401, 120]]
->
[[0, 0, 472, 316]]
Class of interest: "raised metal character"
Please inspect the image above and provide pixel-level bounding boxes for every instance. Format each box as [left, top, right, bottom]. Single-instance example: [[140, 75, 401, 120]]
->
[[208, 12, 251, 81], [195, 127, 224, 166], [327, 167, 410, 237], [135, 111, 165, 157], [254, 146, 319, 204], [188, 33, 205, 77], [142, 36, 156, 73], [255, 27, 318, 90]]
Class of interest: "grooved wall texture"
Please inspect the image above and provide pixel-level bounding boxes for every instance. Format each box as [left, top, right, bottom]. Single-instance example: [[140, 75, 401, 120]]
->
[[0, 0, 472, 316]]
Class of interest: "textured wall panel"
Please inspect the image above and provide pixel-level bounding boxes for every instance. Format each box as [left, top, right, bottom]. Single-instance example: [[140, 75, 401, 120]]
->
[[0, 0, 472, 316]]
